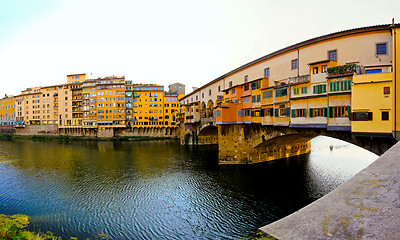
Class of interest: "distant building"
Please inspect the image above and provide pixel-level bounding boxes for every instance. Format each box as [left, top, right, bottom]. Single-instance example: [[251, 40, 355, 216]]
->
[[168, 83, 185, 95], [0, 95, 15, 126]]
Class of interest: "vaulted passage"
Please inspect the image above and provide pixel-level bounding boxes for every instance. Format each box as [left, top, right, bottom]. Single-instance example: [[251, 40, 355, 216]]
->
[[198, 125, 218, 145]]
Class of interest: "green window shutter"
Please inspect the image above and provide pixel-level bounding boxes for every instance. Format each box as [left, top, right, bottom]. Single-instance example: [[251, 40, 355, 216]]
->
[[329, 82, 332, 92], [323, 107, 327, 117], [291, 109, 296, 118], [286, 107, 290, 116], [275, 108, 279, 117], [313, 85, 316, 94], [251, 110, 254, 117], [323, 84, 326, 93], [328, 106, 333, 118], [309, 108, 313, 117], [347, 106, 350, 118]]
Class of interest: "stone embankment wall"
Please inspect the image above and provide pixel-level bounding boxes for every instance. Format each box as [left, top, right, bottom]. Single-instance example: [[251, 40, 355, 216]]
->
[[115, 127, 179, 138], [15, 125, 58, 136], [11, 125, 179, 139], [0, 126, 15, 134]]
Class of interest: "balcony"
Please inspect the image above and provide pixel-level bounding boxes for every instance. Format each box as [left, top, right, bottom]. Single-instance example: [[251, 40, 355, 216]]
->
[[288, 75, 310, 85], [72, 108, 83, 113]]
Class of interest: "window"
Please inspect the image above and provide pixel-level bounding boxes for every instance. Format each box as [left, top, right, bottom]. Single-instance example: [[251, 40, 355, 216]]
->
[[263, 90, 272, 99], [301, 86, 307, 94], [209, 89, 211, 96], [291, 108, 306, 118], [218, 86, 221, 92], [313, 84, 327, 94], [384, 87, 390, 95], [264, 68, 270, 77], [244, 85, 250, 91], [244, 75, 248, 83], [277, 107, 290, 117], [321, 65, 327, 73], [291, 59, 298, 69], [309, 108, 327, 118], [351, 112, 373, 121], [293, 88, 300, 95], [330, 106, 349, 118], [377, 43, 386, 55], [328, 50, 337, 61], [229, 81, 232, 88], [276, 88, 287, 97], [329, 80, 351, 92], [231, 89, 235, 94], [382, 111, 389, 121], [366, 69, 382, 74], [313, 67, 318, 74], [251, 95, 261, 103], [251, 81, 261, 90], [243, 97, 250, 103]]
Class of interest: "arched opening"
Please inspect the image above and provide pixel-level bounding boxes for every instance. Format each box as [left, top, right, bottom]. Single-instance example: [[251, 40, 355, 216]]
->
[[198, 125, 218, 145], [207, 100, 214, 118], [200, 102, 206, 119]]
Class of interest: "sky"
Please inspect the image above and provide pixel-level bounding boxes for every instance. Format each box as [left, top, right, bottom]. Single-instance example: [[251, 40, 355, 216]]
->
[[1, 0, 400, 97]]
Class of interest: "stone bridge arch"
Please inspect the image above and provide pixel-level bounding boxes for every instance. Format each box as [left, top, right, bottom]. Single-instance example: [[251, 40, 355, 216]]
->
[[218, 124, 396, 164], [198, 125, 218, 145]]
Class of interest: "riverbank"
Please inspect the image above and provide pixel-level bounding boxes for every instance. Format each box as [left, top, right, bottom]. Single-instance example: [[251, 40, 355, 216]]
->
[[0, 134, 179, 142], [0, 214, 60, 240]]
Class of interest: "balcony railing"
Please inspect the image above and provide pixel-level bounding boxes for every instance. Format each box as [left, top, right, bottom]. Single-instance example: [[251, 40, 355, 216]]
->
[[288, 75, 310, 85]]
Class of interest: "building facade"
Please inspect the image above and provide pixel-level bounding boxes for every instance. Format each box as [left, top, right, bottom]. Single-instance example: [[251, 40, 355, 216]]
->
[[5, 73, 183, 137], [0, 96, 15, 126], [181, 24, 399, 139]]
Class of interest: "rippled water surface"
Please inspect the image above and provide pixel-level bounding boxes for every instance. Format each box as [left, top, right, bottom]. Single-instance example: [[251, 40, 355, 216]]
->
[[0, 137, 377, 239]]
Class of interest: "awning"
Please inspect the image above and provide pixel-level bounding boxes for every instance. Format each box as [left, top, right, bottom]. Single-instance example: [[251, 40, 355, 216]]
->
[[97, 121, 113, 124], [14, 121, 24, 124]]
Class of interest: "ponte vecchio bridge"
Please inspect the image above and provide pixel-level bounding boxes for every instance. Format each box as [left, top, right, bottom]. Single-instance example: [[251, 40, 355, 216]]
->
[[179, 24, 400, 164]]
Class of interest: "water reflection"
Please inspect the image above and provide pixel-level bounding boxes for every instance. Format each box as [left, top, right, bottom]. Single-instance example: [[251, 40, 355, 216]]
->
[[0, 137, 377, 239]]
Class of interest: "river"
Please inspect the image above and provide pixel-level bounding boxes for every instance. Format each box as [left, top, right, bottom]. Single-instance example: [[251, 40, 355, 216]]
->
[[0, 136, 377, 239]]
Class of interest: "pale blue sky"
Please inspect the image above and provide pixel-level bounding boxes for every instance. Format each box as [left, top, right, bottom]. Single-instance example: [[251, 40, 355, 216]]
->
[[1, 0, 400, 97]]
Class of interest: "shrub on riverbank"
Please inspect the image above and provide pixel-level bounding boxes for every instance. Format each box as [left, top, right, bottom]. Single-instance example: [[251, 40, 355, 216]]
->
[[0, 214, 60, 240], [0, 134, 13, 140]]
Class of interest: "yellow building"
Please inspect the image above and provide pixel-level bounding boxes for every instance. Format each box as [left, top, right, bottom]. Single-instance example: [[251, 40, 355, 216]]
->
[[132, 84, 164, 127], [39, 85, 62, 125], [125, 80, 133, 128], [163, 93, 181, 127], [95, 76, 126, 128], [352, 72, 392, 136], [82, 79, 97, 129], [0, 96, 15, 126], [391, 24, 400, 140]]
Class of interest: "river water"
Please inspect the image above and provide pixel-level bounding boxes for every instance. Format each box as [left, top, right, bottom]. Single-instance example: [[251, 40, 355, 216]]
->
[[0, 136, 377, 239]]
